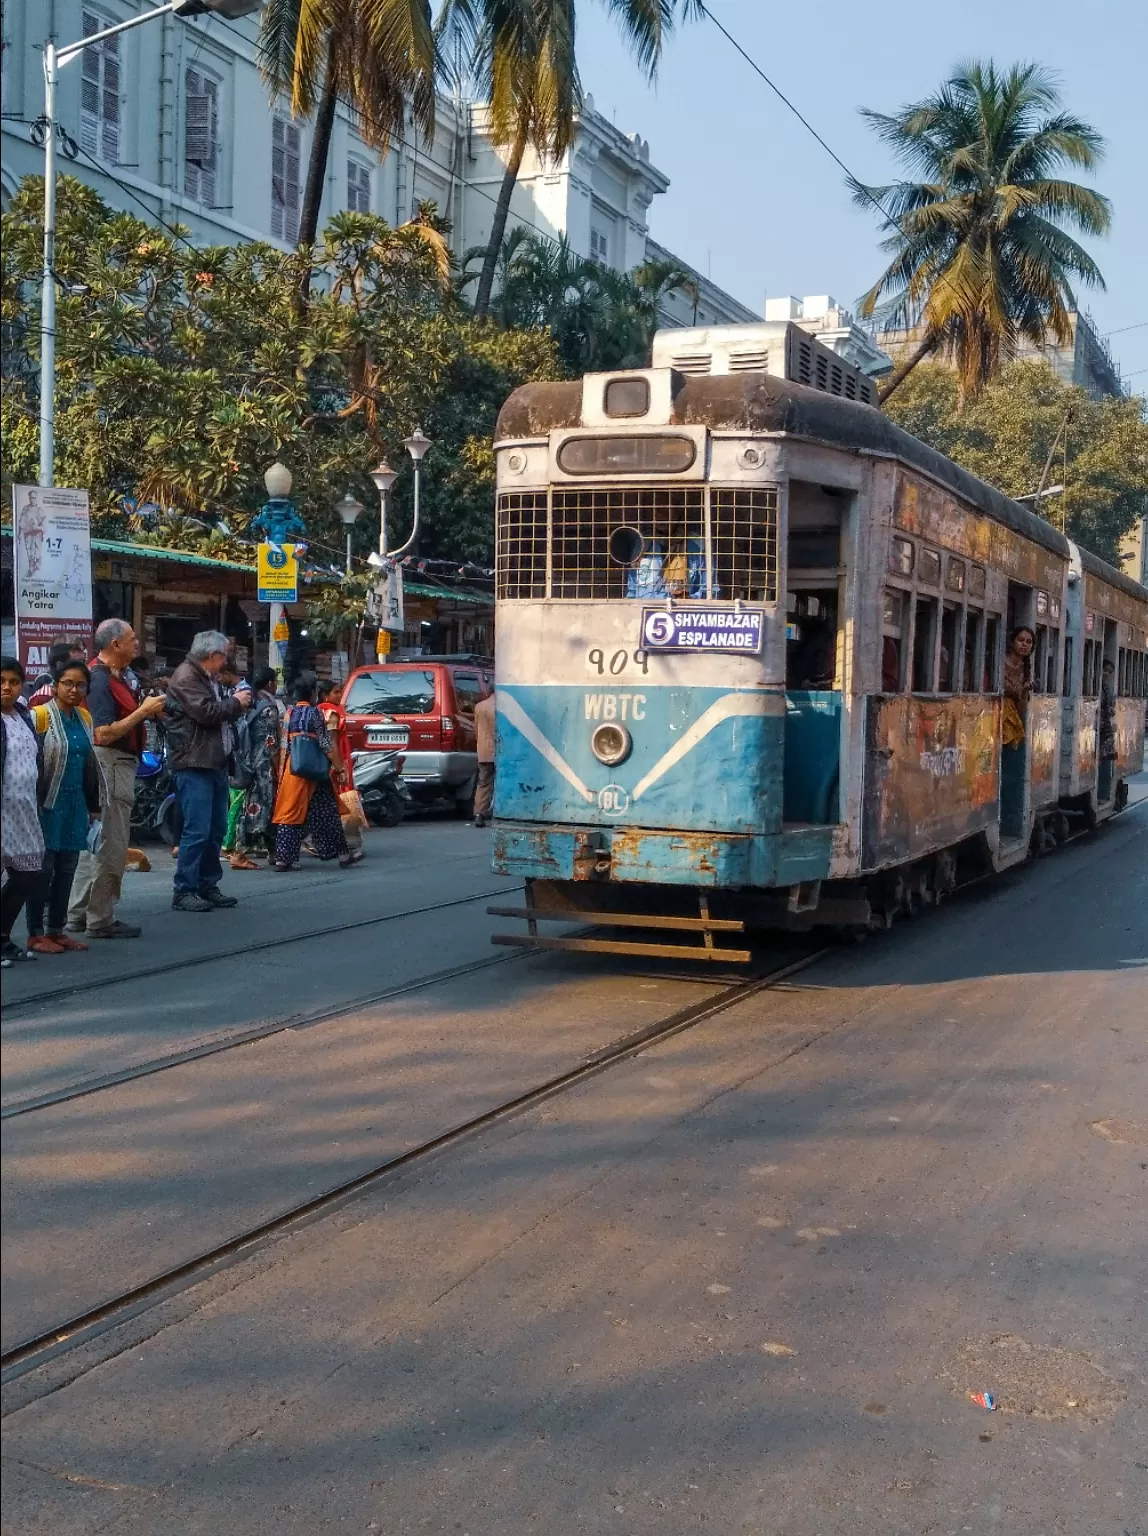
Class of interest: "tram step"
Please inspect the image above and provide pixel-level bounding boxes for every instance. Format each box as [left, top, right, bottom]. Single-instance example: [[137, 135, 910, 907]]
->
[[486, 905, 746, 933], [491, 933, 753, 963]]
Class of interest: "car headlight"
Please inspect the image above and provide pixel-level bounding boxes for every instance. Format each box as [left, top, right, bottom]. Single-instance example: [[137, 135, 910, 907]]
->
[[591, 722, 632, 766]]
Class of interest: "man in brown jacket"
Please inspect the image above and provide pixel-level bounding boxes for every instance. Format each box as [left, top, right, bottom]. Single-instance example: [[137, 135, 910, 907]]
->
[[164, 631, 251, 912], [473, 690, 496, 828]]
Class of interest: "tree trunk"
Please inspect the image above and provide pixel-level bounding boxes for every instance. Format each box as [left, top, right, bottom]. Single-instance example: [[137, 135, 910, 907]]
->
[[877, 330, 941, 404], [474, 123, 528, 321], [299, 40, 339, 255]]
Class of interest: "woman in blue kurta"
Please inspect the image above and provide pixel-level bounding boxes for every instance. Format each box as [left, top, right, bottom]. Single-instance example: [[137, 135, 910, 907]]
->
[[28, 658, 102, 953]]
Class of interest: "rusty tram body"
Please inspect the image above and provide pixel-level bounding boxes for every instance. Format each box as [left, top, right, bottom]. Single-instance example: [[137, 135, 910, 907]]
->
[[487, 323, 1148, 961]]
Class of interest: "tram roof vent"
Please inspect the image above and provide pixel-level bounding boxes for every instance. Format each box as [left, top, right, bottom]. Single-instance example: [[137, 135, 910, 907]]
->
[[652, 322, 878, 407]]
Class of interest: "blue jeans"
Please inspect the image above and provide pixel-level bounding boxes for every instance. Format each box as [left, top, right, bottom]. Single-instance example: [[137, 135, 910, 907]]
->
[[173, 768, 229, 895]]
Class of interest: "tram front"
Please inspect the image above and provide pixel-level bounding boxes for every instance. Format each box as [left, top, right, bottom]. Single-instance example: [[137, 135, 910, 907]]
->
[[489, 364, 809, 950]]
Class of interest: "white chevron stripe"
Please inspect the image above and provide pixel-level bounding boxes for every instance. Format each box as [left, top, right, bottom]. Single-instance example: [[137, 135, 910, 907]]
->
[[631, 692, 778, 801], [499, 693, 596, 803]]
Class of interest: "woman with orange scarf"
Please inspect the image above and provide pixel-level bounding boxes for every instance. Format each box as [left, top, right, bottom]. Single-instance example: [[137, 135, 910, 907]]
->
[[271, 673, 355, 871]]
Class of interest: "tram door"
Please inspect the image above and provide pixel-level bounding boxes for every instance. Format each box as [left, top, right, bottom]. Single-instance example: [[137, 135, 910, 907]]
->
[[999, 582, 1033, 839], [783, 484, 845, 823], [1098, 619, 1119, 803]]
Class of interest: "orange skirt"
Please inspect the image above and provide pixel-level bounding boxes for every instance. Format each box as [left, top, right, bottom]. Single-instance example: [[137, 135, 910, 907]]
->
[[272, 759, 316, 827]]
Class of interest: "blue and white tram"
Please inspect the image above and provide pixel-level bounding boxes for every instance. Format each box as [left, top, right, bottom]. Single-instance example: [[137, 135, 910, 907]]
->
[[488, 324, 1148, 960]]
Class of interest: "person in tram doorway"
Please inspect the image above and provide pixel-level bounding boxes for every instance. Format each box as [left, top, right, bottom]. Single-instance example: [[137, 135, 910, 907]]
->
[[1098, 657, 1117, 770], [67, 619, 167, 939], [164, 632, 252, 912], [473, 689, 496, 828], [1002, 625, 1035, 746]]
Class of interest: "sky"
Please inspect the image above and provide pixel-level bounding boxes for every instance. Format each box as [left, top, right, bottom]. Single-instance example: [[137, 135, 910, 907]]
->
[[576, 0, 1148, 387]]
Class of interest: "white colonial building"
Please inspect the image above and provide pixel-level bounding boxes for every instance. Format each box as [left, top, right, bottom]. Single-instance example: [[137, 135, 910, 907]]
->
[[0, 0, 760, 330]]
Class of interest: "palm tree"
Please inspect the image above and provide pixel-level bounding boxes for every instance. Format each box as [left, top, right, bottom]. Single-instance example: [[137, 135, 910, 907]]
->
[[258, 0, 437, 258], [444, 0, 699, 321], [853, 61, 1111, 403]]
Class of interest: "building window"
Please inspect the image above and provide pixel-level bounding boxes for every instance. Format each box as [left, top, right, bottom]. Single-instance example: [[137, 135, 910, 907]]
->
[[80, 9, 121, 163], [347, 158, 371, 212], [271, 115, 302, 244], [184, 67, 221, 205], [589, 224, 610, 265]]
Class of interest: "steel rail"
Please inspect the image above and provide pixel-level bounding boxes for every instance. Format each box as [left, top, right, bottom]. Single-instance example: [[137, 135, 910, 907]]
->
[[0, 946, 829, 1390]]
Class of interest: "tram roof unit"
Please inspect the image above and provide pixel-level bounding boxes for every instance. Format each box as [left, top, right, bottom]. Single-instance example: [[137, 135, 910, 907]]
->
[[1077, 544, 1148, 609], [498, 368, 1102, 575]]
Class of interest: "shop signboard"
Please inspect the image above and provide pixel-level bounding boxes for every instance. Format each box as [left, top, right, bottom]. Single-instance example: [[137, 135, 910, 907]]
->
[[11, 484, 93, 671]]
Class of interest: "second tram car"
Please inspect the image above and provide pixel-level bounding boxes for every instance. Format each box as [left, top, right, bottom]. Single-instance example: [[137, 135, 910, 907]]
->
[[488, 323, 1148, 960]]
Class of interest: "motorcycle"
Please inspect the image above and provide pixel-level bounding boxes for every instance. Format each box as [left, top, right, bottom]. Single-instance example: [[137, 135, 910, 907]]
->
[[352, 748, 411, 828], [131, 727, 179, 845]]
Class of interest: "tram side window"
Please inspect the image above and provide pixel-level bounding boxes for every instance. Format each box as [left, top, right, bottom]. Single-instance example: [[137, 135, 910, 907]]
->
[[1032, 626, 1049, 693], [1061, 634, 1073, 698], [983, 614, 1002, 692], [882, 587, 910, 692], [1045, 628, 1059, 693], [912, 596, 939, 692], [963, 608, 983, 691], [939, 602, 961, 692], [1081, 639, 1098, 697]]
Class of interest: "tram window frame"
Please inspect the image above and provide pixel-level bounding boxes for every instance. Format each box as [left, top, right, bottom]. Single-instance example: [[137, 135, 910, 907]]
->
[[1081, 638, 1098, 698], [1033, 625, 1050, 693], [889, 536, 914, 577], [1042, 627, 1059, 693], [1118, 647, 1129, 696], [963, 607, 984, 692], [1061, 634, 1073, 698], [912, 594, 940, 693], [882, 586, 911, 693], [983, 614, 1003, 692], [968, 565, 987, 600], [939, 601, 961, 692], [918, 548, 942, 587], [945, 557, 966, 595]]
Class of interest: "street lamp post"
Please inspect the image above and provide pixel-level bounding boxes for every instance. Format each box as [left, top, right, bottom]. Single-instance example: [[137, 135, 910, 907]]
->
[[260, 460, 295, 678], [369, 461, 397, 558], [336, 492, 364, 577], [35, 0, 263, 487]]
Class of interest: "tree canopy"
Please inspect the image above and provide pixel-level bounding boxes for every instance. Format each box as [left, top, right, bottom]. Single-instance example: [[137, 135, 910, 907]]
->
[[0, 175, 557, 566], [884, 360, 1148, 563]]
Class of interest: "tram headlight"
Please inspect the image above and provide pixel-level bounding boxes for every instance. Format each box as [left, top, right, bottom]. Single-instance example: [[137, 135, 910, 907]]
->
[[591, 722, 632, 767]]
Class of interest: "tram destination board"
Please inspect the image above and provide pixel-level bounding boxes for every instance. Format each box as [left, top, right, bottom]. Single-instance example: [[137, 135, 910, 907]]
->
[[640, 606, 764, 654]]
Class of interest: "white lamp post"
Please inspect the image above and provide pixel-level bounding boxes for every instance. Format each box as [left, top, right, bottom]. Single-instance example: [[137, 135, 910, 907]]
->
[[369, 461, 398, 558], [36, 0, 264, 487], [336, 491, 364, 577], [394, 427, 431, 560]]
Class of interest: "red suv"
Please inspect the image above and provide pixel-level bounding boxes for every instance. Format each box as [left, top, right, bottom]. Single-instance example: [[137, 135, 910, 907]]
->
[[341, 657, 493, 812]]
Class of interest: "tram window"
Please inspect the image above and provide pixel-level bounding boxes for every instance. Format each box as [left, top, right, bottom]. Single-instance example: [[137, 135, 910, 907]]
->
[[918, 548, 941, 587], [1032, 626, 1050, 693], [889, 537, 914, 577], [939, 602, 961, 691], [882, 587, 910, 692], [1082, 639, 1097, 697], [1118, 648, 1128, 695], [912, 596, 939, 692], [946, 558, 966, 594], [963, 607, 983, 692], [1061, 634, 1073, 698], [984, 614, 1002, 691], [969, 565, 987, 600], [1045, 629, 1059, 693]]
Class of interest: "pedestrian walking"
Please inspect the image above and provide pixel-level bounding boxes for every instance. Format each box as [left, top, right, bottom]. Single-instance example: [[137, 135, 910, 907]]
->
[[164, 632, 252, 912], [473, 689, 496, 827], [26, 657, 102, 953], [66, 619, 166, 940], [230, 666, 284, 867], [1, 656, 45, 965], [271, 673, 356, 871], [317, 678, 363, 860]]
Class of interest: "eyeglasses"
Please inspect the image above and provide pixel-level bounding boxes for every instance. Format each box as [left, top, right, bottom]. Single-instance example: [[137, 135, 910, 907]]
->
[[56, 678, 89, 691]]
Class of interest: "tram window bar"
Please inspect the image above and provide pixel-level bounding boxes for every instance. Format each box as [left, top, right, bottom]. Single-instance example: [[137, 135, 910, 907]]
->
[[963, 607, 983, 692], [983, 614, 1003, 692]]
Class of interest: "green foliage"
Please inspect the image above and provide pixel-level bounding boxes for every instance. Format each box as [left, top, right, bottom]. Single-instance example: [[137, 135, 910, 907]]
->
[[855, 61, 1110, 401], [1, 175, 559, 565], [885, 361, 1148, 562]]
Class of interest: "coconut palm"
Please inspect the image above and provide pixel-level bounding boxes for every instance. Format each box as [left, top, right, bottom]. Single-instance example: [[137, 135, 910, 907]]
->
[[853, 61, 1111, 403], [444, 0, 700, 321], [258, 0, 436, 257]]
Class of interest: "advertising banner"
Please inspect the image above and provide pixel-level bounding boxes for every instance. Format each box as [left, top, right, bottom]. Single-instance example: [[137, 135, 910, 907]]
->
[[257, 542, 299, 603], [12, 484, 93, 672], [377, 565, 404, 632]]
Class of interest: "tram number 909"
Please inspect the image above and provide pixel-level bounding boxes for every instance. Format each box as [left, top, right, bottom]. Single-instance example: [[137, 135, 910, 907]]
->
[[587, 648, 649, 676]]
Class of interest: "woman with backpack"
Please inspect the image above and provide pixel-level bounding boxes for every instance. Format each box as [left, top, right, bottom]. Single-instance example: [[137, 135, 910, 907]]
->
[[270, 672, 355, 872]]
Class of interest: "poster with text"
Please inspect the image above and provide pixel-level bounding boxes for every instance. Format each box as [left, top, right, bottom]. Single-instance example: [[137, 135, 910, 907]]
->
[[12, 484, 93, 673]]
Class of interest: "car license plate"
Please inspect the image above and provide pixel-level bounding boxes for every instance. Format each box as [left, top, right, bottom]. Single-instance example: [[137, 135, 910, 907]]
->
[[366, 727, 408, 748]]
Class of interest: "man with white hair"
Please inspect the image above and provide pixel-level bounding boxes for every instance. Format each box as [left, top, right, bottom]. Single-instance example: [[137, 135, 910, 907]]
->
[[67, 618, 167, 939], [164, 631, 252, 913]]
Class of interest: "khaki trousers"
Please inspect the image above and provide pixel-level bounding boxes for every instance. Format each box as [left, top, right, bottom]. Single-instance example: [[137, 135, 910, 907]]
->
[[68, 748, 136, 933]]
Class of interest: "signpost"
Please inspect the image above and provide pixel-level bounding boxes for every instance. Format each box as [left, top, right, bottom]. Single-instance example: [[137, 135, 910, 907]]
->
[[640, 605, 764, 655], [11, 484, 92, 671], [257, 540, 299, 684]]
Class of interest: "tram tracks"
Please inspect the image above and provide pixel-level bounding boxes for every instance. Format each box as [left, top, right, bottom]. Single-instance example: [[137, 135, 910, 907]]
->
[[0, 945, 829, 1396]]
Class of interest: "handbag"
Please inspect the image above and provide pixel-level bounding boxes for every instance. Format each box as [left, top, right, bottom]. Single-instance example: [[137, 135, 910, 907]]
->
[[338, 787, 369, 830], [288, 728, 331, 782]]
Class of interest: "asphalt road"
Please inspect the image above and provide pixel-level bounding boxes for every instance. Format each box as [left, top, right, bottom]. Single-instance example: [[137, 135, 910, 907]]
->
[[2, 800, 1146, 1535]]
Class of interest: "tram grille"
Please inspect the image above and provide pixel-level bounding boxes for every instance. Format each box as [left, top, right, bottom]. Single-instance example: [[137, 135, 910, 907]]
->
[[496, 486, 778, 603]]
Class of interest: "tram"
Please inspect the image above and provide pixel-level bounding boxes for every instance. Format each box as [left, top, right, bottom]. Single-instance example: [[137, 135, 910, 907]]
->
[[487, 322, 1148, 961]]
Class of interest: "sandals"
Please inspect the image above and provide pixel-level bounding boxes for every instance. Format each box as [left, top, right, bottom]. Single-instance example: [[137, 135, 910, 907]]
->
[[272, 862, 300, 872], [229, 855, 262, 870], [27, 936, 66, 955]]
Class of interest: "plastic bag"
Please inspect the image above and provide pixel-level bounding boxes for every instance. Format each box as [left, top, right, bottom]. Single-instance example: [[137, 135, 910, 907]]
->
[[338, 788, 369, 830]]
